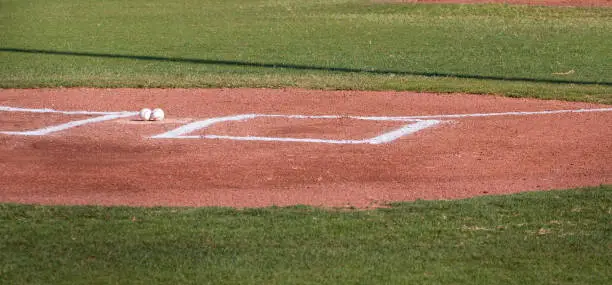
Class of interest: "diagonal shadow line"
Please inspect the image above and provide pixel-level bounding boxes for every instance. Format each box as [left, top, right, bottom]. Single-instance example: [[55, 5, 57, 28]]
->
[[1, 47, 610, 86]]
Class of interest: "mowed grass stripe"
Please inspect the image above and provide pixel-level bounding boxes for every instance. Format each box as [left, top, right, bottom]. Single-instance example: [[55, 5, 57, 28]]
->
[[0, 0, 611, 102], [1, 185, 610, 284]]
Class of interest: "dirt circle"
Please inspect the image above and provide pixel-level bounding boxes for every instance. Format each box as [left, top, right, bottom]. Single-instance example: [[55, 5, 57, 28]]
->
[[1, 88, 610, 208]]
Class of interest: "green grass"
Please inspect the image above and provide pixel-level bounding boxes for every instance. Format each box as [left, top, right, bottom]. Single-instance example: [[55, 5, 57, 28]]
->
[[1, 2, 610, 283], [1, 185, 610, 284], [1, 0, 611, 103]]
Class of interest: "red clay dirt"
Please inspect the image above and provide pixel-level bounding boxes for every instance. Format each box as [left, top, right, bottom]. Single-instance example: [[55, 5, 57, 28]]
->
[[380, 0, 612, 7], [204, 117, 407, 140], [0, 112, 91, 132], [0, 88, 610, 208]]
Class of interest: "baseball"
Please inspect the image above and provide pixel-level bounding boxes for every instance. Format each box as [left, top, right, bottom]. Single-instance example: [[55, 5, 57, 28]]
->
[[150, 108, 165, 121], [138, 108, 152, 121]]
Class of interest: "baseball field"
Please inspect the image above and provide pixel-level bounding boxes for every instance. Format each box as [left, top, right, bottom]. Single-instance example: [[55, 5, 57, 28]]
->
[[1, 0, 611, 284]]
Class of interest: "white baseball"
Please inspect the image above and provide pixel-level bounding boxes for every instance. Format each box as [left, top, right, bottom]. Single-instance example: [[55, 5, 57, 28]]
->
[[150, 108, 165, 121], [139, 108, 152, 121]]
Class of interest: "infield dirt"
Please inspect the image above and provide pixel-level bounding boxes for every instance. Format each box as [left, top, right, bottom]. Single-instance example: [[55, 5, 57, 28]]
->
[[1, 88, 610, 208]]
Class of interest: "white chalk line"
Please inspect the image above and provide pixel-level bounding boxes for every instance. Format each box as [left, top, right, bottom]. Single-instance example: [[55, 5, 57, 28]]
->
[[152, 114, 428, 139], [248, 108, 612, 122], [368, 120, 441, 144], [0, 113, 137, 136], [372, 107, 612, 120], [153, 114, 441, 144], [151, 107, 612, 144], [0, 105, 138, 136], [151, 114, 257, 138], [204, 135, 368, 144], [153, 107, 612, 139], [0, 105, 133, 115], [3, 105, 610, 121], [190, 119, 441, 145], [2, 105, 611, 143]]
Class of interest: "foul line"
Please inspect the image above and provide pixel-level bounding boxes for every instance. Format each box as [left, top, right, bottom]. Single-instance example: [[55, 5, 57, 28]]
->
[[0, 105, 134, 115], [1, 105, 138, 136], [2, 105, 610, 142], [150, 107, 612, 144], [0, 113, 136, 136], [368, 107, 612, 120]]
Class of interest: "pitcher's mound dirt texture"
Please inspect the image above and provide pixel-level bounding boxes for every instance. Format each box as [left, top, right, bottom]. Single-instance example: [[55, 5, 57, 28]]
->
[[1, 88, 610, 208]]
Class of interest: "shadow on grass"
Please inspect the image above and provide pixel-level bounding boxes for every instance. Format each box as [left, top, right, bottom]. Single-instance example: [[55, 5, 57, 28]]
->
[[2, 47, 610, 86]]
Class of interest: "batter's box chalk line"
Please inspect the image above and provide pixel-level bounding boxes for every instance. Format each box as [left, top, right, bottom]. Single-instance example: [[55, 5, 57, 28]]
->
[[151, 114, 442, 145], [0, 106, 136, 136], [2, 105, 611, 143], [149, 107, 612, 144]]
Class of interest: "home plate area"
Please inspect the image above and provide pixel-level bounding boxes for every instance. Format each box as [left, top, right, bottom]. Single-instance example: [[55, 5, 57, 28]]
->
[[1, 105, 610, 145], [0, 105, 444, 143], [150, 114, 440, 144], [0, 89, 611, 208]]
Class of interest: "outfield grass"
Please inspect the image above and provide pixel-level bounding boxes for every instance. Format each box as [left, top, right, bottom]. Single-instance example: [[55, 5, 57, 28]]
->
[[1, 185, 610, 284], [1, 2, 611, 283], [0, 0, 610, 103]]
